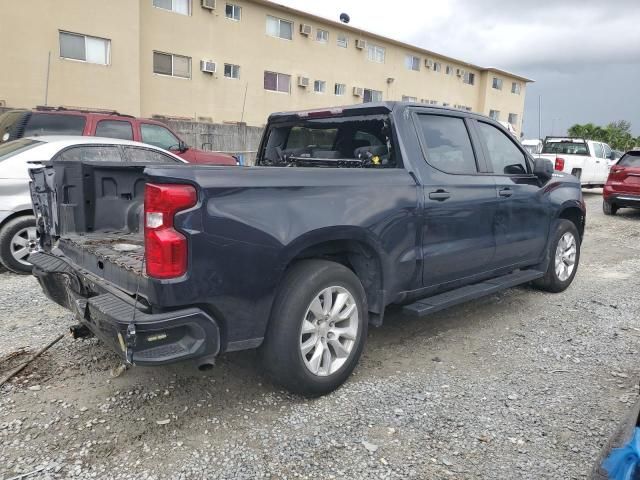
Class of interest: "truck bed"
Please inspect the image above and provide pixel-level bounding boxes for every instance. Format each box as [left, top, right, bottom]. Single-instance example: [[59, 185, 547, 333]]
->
[[60, 232, 145, 276]]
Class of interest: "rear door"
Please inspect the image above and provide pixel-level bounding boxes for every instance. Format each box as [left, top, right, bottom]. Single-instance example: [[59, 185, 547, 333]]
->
[[414, 112, 498, 288], [474, 120, 549, 268]]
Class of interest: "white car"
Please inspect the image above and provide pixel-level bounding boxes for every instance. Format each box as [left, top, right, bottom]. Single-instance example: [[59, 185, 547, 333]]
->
[[0, 136, 186, 273], [522, 139, 543, 155], [538, 137, 614, 187]]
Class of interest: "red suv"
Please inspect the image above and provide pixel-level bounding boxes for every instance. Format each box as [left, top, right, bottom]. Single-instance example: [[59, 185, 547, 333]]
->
[[603, 149, 640, 215], [0, 107, 236, 165]]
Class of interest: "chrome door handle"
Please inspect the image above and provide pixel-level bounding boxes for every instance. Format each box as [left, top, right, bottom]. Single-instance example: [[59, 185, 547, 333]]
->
[[429, 190, 451, 201], [498, 188, 513, 198]]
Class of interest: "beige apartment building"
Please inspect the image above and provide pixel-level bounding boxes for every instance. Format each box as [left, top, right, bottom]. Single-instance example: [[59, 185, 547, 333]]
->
[[0, 0, 532, 133]]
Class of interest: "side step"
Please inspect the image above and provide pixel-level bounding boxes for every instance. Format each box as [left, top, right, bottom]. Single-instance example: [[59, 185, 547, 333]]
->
[[402, 270, 544, 317]]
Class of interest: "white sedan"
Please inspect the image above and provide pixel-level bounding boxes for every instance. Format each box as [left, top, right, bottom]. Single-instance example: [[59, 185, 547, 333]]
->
[[0, 136, 186, 273]]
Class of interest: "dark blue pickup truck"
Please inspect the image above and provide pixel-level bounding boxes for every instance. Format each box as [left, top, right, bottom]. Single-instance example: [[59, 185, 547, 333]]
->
[[28, 103, 585, 396]]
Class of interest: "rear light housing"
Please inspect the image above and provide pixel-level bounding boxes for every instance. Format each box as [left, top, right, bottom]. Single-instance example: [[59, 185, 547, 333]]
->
[[554, 157, 565, 171], [144, 183, 197, 279], [608, 165, 625, 181]]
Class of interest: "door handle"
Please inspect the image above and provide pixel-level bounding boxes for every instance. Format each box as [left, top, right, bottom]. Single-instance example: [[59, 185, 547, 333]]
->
[[428, 189, 451, 201], [498, 188, 513, 198]]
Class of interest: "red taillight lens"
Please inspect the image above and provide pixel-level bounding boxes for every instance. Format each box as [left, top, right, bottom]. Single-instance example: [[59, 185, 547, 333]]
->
[[608, 166, 625, 181], [555, 157, 565, 171], [144, 183, 197, 279]]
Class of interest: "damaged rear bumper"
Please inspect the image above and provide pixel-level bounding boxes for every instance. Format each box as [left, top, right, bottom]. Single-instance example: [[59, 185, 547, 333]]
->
[[30, 252, 220, 366]]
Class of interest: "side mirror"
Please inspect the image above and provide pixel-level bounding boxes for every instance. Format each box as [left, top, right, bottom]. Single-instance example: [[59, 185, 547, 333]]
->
[[178, 140, 189, 153], [533, 157, 554, 182]]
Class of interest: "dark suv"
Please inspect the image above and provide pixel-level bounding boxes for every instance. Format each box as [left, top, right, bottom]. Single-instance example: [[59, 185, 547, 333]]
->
[[0, 107, 236, 165]]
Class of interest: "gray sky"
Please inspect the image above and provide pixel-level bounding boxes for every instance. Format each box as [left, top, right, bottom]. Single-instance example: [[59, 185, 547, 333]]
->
[[276, 0, 640, 138]]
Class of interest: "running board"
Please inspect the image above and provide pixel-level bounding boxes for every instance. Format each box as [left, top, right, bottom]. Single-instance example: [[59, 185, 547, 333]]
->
[[402, 270, 544, 317]]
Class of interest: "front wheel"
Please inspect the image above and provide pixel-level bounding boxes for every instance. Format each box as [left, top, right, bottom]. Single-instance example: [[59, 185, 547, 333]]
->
[[259, 260, 368, 396], [533, 219, 581, 293]]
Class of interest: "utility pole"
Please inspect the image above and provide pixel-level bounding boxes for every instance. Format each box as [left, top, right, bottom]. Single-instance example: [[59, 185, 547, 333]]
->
[[538, 95, 542, 140]]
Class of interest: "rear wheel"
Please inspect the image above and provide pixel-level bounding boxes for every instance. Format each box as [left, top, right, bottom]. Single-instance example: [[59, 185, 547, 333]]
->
[[259, 260, 368, 396], [533, 219, 580, 293], [0, 216, 39, 274], [603, 200, 618, 216]]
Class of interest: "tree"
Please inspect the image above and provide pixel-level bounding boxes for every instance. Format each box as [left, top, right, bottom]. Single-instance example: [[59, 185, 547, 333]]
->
[[567, 121, 639, 151]]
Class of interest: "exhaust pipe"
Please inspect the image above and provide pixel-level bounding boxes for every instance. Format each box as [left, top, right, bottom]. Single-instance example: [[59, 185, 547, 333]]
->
[[197, 357, 216, 372]]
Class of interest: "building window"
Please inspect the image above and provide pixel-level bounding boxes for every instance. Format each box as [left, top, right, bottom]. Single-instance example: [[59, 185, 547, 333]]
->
[[363, 89, 382, 103], [153, 51, 191, 78], [224, 63, 240, 79], [511, 82, 521, 94], [405, 55, 420, 71], [442, 102, 450, 107], [152, 0, 190, 15], [430, 100, 439, 105], [316, 29, 329, 43], [266, 15, 293, 40], [314, 80, 326, 93], [264, 71, 291, 93], [59, 32, 110, 65], [492, 77, 503, 90], [445, 65, 453, 75], [489, 110, 500, 120], [367, 44, 385, 63], [337, 34, 348, 48], [433, 62, 441, 72], [334, 83, 346, 95], [225, 3, 241, 21], [402, 95, 417, 102], [463, 72, 475, 85], [508, 113, 518, 125]]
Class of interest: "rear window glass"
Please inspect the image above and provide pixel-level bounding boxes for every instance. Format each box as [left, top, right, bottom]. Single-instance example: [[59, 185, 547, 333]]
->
[[0, 139, 43, 162], [618, 152, 640, 167], [23, 113, 86, 137], [542, 141, 588, 155], [260, 115, 397, 168], [95, 120, 134, 140]]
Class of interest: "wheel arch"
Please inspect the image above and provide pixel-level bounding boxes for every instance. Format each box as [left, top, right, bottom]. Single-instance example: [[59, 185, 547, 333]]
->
[[277, 227, 388, 325], [557, 204, 585, 240], [0, 209, 35, 229]]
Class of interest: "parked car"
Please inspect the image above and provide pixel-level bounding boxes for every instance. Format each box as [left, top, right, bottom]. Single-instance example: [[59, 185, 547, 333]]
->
[[522, 138, 543, 155], [28, 103, 585, 396], [0, 107, 236, 166], [0, 136, 186, 273], [603, 149, 640, 215], [538, 136, 615, 187]]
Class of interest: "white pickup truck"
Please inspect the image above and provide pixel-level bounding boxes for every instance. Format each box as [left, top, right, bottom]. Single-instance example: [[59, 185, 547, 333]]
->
[[538, 137, 615, 187]]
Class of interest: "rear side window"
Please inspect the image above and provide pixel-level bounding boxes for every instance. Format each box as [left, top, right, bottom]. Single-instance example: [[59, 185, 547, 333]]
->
[[95, 120, 134, 140], [416, 115, 477, 174], [140, 124, 180, 150], [619, 152, 640, 167], [56, 146, 123, 162], [477, 122, 528, 175], [124, 147, 181, 163], [23, 113, 86, 137]]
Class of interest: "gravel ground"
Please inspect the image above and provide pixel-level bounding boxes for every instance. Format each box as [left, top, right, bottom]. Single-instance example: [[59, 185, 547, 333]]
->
[[1, 189, 639, 480]]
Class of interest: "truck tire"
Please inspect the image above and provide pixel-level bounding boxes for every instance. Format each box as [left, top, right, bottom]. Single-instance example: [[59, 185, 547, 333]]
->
[[259, 259, 368, 396], [533, 219, 581, 293], [0, 216, 38, 274], [603, 200, 617, 216]]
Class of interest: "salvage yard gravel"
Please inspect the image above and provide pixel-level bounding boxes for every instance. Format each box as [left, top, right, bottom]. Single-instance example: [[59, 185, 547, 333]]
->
[[1, 190, 639, 479]]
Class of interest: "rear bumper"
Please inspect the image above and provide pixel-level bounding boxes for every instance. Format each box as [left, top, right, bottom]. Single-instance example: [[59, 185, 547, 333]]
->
[[604, 191, 640, 208], [30, 252, 220, 366]]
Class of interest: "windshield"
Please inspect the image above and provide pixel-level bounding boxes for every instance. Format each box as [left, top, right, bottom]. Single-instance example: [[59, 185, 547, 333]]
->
[[259, 114, 397, 168], [542, 141, 589, 155], [0, 139, 43, 162]]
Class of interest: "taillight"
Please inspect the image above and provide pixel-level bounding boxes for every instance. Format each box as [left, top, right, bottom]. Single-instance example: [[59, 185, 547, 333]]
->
[[555, 157, 565, 171], [608, 166, 625, 181], [144, 183, 197, 279]]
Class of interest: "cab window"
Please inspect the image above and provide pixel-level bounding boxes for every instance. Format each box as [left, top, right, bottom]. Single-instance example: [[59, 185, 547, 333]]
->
[[477, 122, 528, 175], [140, 124, 180, 150]]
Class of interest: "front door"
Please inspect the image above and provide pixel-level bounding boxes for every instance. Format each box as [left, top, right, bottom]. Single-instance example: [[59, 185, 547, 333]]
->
[[414, 113, 498, 288], [474, 120, 550, 267]]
